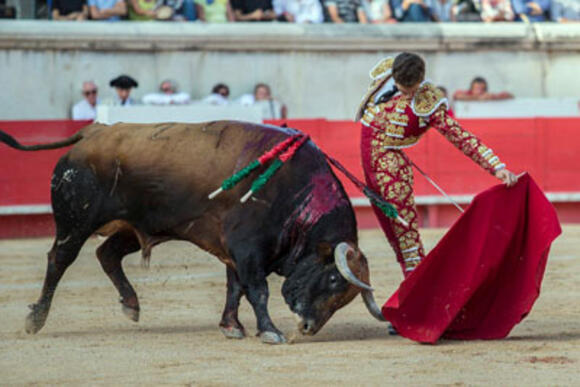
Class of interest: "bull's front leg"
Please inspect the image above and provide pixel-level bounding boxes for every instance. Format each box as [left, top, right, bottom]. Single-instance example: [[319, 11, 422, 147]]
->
[[219, 266, 246, 339], [237, 261, 286, 344]]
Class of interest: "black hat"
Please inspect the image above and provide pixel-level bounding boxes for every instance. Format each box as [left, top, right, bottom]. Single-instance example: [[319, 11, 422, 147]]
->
[[109, 75, 138, 89]]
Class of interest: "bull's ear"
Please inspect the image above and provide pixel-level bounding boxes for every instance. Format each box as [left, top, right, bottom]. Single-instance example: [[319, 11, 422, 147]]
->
[[316, 242, 334, 264]]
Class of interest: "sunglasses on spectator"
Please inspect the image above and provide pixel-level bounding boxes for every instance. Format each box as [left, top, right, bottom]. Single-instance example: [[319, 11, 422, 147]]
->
[[83, 89, 98, 96]]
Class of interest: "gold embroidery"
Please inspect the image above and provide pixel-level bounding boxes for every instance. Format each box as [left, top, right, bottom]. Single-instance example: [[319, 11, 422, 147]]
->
[[412, 82, 446, 116]]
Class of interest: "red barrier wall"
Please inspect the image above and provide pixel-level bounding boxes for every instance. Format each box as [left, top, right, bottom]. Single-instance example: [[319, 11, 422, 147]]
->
[[1, 118, 579, 238]]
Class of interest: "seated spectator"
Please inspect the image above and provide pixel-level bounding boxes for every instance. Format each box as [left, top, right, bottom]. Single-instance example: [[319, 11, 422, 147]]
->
[[128, 0, 157, 19], [391, 0, 434, 22], [52, 0, 89, 20], [453, 76, 514, 101], [479, 0, 514, 20], [273, 0, 324, 22], [72, 81, 99, 121], [253, 83, 287, 119], [142, 79, 191, 105], [451, 0, 482, 21], [550, 0, 580, 21], [108, 75, 139, 106], [323, 0, 368, 22], [196, 0, 234, 21], [88, 0, 127, 20], [512, 0, 550, 21], [429, 0, 453, 21], [362, 0, 396, 22], [231, 0, 276, 20], [202, 83, 230, 105], [154, 0, 199, 20], [437, 85, 455, 118]]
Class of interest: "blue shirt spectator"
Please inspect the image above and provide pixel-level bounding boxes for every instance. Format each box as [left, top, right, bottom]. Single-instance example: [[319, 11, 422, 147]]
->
[[550, 0, 580, 20], [88, 0, 127, 20], [511, 0, 550, 21], [391, 0, 433, 21], [429, 0, 453, 20]]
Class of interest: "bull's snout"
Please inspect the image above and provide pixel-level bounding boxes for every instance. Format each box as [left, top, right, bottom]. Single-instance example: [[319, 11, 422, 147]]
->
[[298, 318, 316, 335]]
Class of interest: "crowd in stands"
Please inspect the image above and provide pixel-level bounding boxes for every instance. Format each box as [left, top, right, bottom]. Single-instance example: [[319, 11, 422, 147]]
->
[[72, 73, 510, 121], [37, 0, 580, 22], [71, 74, 288, 120]]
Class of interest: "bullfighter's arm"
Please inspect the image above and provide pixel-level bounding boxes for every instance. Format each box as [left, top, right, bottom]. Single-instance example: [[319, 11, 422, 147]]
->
[[428, 105, 506, 176]]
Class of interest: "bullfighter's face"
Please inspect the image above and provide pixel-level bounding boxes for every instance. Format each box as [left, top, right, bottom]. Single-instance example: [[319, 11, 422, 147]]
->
[[281, 242, 369, 335]]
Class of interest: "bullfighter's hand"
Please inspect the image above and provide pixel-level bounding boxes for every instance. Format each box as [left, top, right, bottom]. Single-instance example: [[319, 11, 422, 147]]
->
[[495, 169, 518, 187]]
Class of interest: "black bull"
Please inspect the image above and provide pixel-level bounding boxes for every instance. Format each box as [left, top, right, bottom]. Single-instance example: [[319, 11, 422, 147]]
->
[[0, 121, 385, 344]]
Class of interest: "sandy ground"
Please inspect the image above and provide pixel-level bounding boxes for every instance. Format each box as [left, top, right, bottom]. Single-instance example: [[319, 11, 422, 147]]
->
[[0, 226, 578, 386]]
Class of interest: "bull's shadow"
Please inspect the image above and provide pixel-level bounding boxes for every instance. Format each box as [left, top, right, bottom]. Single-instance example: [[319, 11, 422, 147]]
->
[[289, 321, 391, 344]]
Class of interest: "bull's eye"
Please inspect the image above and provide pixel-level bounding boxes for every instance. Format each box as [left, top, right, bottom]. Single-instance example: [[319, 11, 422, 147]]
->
[[329, 274, 338, 287]]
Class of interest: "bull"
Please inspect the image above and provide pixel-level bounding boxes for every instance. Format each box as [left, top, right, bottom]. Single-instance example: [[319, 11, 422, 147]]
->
[[0, 121, 385, 344]]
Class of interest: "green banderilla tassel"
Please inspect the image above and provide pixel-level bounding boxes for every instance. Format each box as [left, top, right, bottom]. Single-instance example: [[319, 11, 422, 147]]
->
[[222, 159, 261, 190], [363, 187, 398, 219], [251, 158, 284, 193], [240, 158, 284, 203]]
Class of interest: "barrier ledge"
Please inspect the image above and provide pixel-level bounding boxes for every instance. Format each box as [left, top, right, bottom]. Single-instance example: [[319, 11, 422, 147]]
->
[[1, 21, 580, 52]]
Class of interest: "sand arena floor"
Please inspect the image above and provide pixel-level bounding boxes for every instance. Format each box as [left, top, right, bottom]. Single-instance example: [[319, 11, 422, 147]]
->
[[0, 226, 578, 385]]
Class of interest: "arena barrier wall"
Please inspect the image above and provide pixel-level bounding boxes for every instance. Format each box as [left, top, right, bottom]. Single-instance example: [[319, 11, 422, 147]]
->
[[1, 118, 579, 238]]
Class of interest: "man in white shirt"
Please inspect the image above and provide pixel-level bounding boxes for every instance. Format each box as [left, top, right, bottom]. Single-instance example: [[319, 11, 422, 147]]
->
[[72, 81, 99, 121], [142, 79, 191, 105]]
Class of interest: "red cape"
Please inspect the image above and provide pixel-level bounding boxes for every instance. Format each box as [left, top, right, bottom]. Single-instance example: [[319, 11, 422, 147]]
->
[[382, 174, 561, 343]]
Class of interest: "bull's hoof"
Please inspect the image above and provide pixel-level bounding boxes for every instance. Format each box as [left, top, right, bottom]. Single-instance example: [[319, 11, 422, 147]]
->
[[24, 304, 48, 334], [259, 331, 287, 345], [388, 323, 399, 336], [220, 325, 246, 340], [121, 305, 140, 322]]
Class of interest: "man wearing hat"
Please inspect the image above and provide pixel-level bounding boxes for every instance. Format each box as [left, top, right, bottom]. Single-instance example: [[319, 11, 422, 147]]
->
[[109, 75, 139, 106]]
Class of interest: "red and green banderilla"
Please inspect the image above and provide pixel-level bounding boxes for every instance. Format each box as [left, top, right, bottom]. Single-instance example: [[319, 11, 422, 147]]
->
[[208, 132, 406, 226]]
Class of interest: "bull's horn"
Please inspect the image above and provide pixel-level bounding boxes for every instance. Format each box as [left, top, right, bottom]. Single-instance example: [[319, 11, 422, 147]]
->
[[334, 242, 374, 292], [361, 290, 386, 322]]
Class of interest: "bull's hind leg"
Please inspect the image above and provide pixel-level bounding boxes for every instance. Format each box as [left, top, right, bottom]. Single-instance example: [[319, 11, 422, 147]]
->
[[219, 267, 246, 339], [25, 230, 90, 334], [96, 229, 141, 322]]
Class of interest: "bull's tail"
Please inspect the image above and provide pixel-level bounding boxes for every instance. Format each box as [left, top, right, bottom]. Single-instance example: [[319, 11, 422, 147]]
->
[[0, 129, 84, 151]]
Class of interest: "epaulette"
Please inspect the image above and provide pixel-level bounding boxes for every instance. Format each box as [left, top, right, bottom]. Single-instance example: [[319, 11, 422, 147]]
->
[[411, 81, 449, 117], [355, 57, 394, 121]]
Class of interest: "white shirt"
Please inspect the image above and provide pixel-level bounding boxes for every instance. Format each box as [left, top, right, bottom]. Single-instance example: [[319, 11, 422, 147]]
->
[[273, 0, 324, 23], [202, 93, 229, 106], [142, 92, 191, 105], [72, 98, 98, 120]]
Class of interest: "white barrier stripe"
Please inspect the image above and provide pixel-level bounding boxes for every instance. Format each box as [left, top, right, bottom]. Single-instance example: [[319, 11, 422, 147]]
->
[[1, 191, 580, 215], [351, 192, 580, 207]]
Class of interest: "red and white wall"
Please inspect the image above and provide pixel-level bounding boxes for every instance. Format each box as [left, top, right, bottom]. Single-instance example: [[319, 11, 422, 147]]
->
[[1, 118, 579, 238]]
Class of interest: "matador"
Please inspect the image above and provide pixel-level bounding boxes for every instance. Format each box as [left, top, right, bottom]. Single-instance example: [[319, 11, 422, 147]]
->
[[356, 52, 517, 277]]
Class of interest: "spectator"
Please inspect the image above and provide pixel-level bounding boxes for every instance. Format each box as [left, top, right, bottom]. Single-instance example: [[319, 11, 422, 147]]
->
[[154, 0, 199, 20], [109, 75, 139, 106], [202, 83, 230, 105], [451, 0, 482, 21], [72, 81, 99, 120], [479, 0, 514, 21], [362, 0, 396, 22], [52, 0, 89, 20], [437, 86, 455, 117], [254, 83, 287, 119], [551, 0, 580, 21], [231, 0, 276, 20], [273, 0, 324, 22], [391, 0, 434, 21], [512, 0, 550, 21], [323, 0, 368, 22], [429, 0, 453, 21], [88, 0, 127, 20], [128, 0, 157, 19], [453, 76, 514, 101], [196, 0, 234, 21], [142, 79, 191, 105]]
